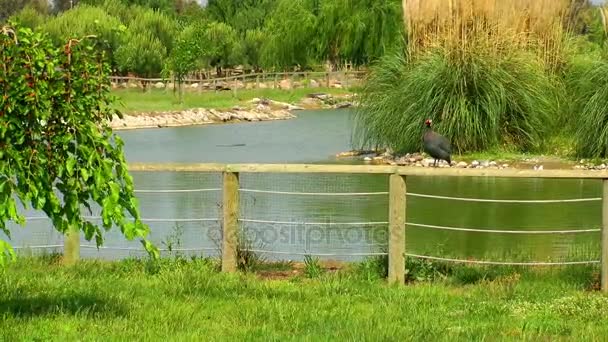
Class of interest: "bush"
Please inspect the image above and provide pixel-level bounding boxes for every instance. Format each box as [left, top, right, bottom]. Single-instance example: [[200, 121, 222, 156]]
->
[[568, 55, 608, 158], [352, 45, 559, 154]]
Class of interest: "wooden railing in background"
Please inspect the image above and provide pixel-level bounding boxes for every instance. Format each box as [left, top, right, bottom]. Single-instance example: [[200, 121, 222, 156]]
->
[[109, 70, 368, 94]]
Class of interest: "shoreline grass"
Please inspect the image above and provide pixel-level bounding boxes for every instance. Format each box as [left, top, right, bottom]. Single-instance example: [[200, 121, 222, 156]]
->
[[1, 255, 606, 340], [111, 87, 357, 114]]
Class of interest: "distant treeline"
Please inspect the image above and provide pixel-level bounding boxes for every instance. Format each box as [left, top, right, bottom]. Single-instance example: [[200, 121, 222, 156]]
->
[[1, 0, 406, 78]]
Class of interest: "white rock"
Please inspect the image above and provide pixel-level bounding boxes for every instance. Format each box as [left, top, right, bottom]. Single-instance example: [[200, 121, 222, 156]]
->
[[489, 161, 497, 166], [363, 157, 372, 162], [456, 161, 468, 168], [471, 160, 480, 167]]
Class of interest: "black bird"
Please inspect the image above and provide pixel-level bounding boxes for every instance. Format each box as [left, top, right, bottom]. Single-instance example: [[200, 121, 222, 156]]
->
[[422, 119, 452, 167]]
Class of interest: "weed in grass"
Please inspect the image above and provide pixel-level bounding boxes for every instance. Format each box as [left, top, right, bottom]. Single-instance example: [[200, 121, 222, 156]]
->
[[303, 254, 324, 278]]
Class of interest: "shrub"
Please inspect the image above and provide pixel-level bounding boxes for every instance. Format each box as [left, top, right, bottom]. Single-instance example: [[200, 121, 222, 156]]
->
[[352, 46, 558, 154], [568, 55, 608, 158]]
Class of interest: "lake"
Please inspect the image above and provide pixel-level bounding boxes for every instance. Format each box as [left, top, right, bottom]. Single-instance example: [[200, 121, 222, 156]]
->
[[4, 109, 602, 264]]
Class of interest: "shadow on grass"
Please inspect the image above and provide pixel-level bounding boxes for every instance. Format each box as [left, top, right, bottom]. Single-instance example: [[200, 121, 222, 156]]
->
[[0, 294, 127, 318]]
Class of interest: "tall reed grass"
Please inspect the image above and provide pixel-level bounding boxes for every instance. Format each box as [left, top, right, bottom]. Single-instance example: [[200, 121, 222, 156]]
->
[[354, 0, 580, 154]]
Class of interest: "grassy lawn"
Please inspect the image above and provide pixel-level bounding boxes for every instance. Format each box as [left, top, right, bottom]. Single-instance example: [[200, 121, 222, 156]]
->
[[1, 255, 607, 341], [112, 87, 356, 114]]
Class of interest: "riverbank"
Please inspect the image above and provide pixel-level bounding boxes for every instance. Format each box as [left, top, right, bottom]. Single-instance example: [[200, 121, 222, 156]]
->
[[335, 147, 608, 171], [1, 256, 605, 340], [109, 88, 356, 130]]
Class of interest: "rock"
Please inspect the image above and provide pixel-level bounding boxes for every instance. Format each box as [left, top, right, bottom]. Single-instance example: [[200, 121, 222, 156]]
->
[[395, 157, 409, 166], [190, 83, 199, 88], [481, 160, 490, 167], [300, 97, 322, 108], [308, 93, 332, 101], [279, 79, 292, 89], [422, 158, 436, 167], [502, 164, 509, 168], [335, 102, 352, 109], [471, 160, 480, 167], [489, 161, 497, 166], [600, 164, 606, 170], [154, 82, 165, 89], [456, 161, 468, 168], [309, 79, 319, 88], [363, 157, 372, 162]]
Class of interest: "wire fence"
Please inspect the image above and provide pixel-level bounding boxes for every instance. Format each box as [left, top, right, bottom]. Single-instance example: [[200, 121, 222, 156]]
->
[[5, 167, 604, 276]]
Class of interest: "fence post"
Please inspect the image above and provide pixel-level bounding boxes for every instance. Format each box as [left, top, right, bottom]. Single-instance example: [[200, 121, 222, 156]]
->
[[602, 179, 608, 293], [63, 226, 80, 265], [388, 173, 406, 285], [222, 171, 239, 273]]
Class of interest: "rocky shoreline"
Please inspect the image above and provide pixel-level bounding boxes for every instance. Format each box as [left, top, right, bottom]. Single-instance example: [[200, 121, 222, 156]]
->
[[109, 93, 355, 130], [336, 149, 608, 171]]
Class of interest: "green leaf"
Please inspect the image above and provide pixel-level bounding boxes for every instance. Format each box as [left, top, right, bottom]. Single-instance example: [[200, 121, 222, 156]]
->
[[66, 156, 76, 177], [0, 240, 16, 267]]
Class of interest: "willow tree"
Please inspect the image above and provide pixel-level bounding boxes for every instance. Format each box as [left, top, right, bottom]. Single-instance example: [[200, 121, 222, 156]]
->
[[260, 0, 317, 70], [315, 0, 402, 68], [0, 24, 158, 265]]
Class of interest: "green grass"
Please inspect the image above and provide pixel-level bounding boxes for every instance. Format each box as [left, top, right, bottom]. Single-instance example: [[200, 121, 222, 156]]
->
[[111, 87, 356, 114], [1, 255, 607, 341]]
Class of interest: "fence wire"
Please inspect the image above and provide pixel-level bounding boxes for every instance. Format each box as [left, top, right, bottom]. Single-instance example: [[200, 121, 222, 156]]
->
[[5, 171, 603, 266]]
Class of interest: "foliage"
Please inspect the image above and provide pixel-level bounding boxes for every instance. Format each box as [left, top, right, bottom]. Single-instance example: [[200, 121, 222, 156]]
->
[[0, 0, 49, 22], [352, 46, 558, 154], [128, 6, 176, 54], [241, 28, 265, 70], [202, 21, 241, 74], [568, 55, 608, 158], [163, 22, 207, 102], [0, 24, 158, 265], [8, 5, 47, 29], [261, 0, 317, 70], [42, 5, 126, 69], [314, 0, 403, 66], [115, 29, 166, 79]]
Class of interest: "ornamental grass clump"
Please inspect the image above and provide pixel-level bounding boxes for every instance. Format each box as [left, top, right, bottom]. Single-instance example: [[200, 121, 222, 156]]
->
[[353, 0, 572, 154]]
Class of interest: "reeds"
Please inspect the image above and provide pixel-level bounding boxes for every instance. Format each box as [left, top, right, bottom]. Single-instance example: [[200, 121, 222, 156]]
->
[[353, 0, 572, 154]]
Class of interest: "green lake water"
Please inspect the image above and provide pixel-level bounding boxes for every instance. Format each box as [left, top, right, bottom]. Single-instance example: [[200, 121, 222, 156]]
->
[[4, 109, 602, 263]]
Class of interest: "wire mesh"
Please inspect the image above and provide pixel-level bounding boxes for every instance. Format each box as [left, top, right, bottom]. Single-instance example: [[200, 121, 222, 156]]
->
[[239, 172, 390, 261], [3, 169, 605, 266]]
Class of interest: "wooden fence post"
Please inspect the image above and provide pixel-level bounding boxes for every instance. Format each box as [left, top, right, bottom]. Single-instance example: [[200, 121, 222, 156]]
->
[[63, 226, 80, 265], [222, 171, 239, 273], [602, 179, 608, 293], [388, 173, 406, 285]]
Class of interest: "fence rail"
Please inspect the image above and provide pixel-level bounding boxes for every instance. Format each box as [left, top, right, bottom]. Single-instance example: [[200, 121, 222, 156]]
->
[[110, 70, 368, 93], [12, 163, 608, 292]]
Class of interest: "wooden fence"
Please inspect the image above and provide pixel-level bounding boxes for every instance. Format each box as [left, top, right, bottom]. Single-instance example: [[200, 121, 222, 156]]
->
[[61, 163, 608, 291], [109, 70, 367, 93]]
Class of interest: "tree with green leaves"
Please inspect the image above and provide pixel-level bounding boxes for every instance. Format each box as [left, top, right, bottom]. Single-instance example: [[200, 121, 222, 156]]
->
[[0, 0, 50, 22], [0, 23, 158, 265], [115, 29, 167, 86], [202, 21, 241, 76], [43, 5, 126, 71], [164, 22, 207, 102], [260, 0, 317, 70]]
